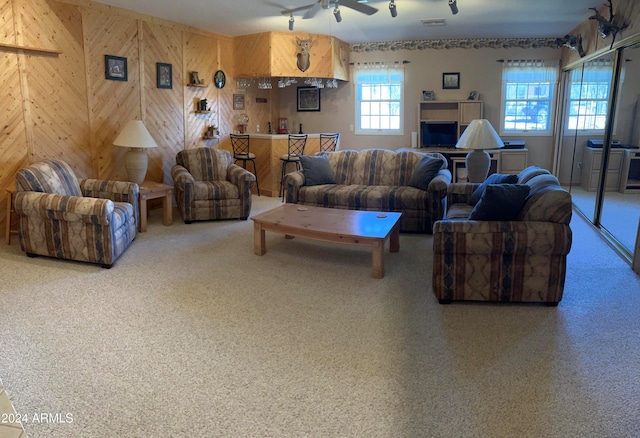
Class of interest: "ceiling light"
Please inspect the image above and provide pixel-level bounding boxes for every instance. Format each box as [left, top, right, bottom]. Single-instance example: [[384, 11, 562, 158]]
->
[[449, 0, 458, 15], [389, 0, 397, 18], [288, 14, 294, 31], [334, 5, 342, 22]]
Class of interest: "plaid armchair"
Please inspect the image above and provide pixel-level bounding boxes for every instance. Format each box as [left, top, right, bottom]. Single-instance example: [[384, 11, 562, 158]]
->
[[171, 148, 256, 223], [14, 160, 138, 268]]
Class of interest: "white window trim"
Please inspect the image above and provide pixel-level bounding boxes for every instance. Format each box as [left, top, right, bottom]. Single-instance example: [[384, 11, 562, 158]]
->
[[353, 62, 405, 136], [499, 59, 559, 136]]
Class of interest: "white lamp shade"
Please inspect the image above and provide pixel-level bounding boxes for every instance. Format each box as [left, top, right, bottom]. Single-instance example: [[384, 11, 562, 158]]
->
[[113, 120, 158, 149], [455, 119, 503, 151]]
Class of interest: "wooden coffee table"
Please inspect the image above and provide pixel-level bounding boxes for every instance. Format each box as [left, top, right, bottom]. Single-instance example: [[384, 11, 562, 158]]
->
[[251, 204, 401, 278]]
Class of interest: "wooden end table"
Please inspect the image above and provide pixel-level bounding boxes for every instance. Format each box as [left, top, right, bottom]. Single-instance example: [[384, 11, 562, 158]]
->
[[251, 204, 401, 279], [138, 181, 173, 232]]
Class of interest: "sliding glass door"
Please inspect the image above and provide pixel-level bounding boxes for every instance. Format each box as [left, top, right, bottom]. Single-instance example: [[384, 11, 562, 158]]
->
[[600, 43, 640, 256]]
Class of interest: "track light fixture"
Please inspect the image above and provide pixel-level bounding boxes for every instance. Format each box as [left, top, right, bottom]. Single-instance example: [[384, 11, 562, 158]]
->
[[288, 14, 294, 31], [333, 5, 342, 23], [449, 0, 458, 15], [389, 0, 397, 18]]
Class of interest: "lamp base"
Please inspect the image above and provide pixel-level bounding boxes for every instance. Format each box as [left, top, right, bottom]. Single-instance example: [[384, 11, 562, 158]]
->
[[124, 148, 148, 185], [465, 149, 491, 183]]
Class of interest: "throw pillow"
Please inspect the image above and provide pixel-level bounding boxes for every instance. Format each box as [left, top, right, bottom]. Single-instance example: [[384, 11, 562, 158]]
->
[[299, 155, 336, 186], [469, 184, 531, 221], [468, 173, 519, 206], [408, 156, 444, 191]]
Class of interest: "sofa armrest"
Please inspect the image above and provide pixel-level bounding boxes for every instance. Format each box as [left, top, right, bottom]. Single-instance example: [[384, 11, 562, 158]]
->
[[433, 220, 572, 256], [171, 165, 195, 186], [14, 191, 114, 225], [446, 182, 481, 206], [427, 169, 452, 195], [284, 170, 305, 203], [79, 178, 139, 224], [227, 163, 256, 191]]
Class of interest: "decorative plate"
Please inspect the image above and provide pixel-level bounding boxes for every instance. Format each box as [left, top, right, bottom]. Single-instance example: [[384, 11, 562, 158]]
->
[[214, 70, 226, 89]]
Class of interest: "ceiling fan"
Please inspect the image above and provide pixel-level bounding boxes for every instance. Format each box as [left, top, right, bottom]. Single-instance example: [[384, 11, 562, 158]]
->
[[281, 0, 378, 20]]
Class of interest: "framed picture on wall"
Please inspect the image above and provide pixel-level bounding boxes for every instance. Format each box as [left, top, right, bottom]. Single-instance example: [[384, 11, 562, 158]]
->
[[297, 87, 321, 112], [156, 63, 172, 89], [233, 94, 245, 110], [442, 72, 460, 89], [105, 55, 127, 81]]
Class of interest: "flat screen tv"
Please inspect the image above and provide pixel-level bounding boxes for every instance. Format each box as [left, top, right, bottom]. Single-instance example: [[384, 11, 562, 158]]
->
[[421, 121, 458, 148]]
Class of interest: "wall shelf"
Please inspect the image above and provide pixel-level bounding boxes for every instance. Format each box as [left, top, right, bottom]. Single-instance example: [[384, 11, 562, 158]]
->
[[194, 110, 211, 114], [0, 42, 61, 55], [187, 83, 207, 88]]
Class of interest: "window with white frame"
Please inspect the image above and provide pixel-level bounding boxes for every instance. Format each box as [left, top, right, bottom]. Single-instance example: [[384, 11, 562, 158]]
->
[[501, 59, 559, 134], [353, 63, 404, 134], [566, 59, 613, 131]]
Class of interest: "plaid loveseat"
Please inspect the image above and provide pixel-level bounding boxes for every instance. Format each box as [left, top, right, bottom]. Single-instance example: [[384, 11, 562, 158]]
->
[[14, 160, 138, 268], [284, 148, 451, 233], [171, 148, 256, 222], [432, 166, 573, 305]]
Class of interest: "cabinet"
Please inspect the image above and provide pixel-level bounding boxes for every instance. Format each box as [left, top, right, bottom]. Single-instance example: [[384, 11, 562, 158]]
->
[[580, 146, 624, 191], [500, 149, 528, 174], [619, 149, 640, 193], [418, 101, 483, 146]]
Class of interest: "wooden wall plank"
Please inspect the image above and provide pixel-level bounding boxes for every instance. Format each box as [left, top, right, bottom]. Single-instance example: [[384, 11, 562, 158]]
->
[[84, 6, 140, 181], [142, 21, 184, 184]]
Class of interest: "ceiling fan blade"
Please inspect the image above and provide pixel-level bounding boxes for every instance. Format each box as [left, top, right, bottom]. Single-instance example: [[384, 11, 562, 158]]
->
[[339, 0, 378, 15], [303, 1, 322, 19]]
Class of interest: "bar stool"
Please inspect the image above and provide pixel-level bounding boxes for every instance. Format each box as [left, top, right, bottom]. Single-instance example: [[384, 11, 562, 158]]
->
[[280, 134, 307, 201], [230, 133, 260, 196], [319, 133, 340, 153]]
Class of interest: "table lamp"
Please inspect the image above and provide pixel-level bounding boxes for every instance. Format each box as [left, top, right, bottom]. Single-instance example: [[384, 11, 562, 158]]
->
[[455, 119, 503, 182], [113, 120, 158, 184]]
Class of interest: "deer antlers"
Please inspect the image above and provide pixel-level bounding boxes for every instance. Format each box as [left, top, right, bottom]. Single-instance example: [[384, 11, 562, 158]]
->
[[589, 0, 628, 49]]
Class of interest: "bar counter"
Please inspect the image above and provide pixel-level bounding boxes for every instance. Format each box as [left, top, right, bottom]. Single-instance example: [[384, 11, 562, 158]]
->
[[221, 133, 321, 197]]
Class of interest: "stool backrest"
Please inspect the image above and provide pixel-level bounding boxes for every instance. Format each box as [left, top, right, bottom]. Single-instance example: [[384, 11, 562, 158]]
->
[[230, 134, 250, 157], [287, 134, 307, 158], [320, 133, 340, 153]]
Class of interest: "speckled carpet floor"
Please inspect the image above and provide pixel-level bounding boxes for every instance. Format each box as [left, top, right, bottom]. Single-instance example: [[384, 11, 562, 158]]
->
[[1, 196, 639, 438]]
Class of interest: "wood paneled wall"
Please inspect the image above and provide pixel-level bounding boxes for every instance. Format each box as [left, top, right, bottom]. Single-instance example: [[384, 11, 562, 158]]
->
[[0, 0, 246, 234]]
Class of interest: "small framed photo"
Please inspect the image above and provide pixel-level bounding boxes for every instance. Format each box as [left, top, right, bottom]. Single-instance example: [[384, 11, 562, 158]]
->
[[156, 63, 172, 89], [297, 86, 321, 112], [422, 90, 435, 101], [442, 72, 460, 89], [233, 94, 245, 110], [105, 55, 127, 81]]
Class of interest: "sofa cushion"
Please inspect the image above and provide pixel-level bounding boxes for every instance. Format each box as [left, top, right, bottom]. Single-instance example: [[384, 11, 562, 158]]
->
[[408, 155, 444, 191], [299, 155, 336, 186], [469, 184, 531, 221], [468, 173, 518, 206]]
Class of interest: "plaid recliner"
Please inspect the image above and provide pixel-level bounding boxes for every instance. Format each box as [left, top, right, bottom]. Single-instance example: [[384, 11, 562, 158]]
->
[[171, 148, 256, 223], [14, 160, 138, 268]]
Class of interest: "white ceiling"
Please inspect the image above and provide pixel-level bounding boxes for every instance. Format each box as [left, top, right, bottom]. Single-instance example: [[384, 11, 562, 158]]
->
[[93, 0, 602, 44]]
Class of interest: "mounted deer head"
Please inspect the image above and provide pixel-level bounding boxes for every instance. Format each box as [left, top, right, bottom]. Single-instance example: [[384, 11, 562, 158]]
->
[[556, 34, 586, 58], [589, 0, 628, 49], [295, 36, 313, 72]]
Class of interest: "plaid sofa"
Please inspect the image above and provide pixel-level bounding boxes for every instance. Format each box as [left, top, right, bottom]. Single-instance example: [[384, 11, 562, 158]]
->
[[171, 148, 256, 222], [283, 149, 451, 233], [432, 166, 573, 305], [14, 160, 138, 268]]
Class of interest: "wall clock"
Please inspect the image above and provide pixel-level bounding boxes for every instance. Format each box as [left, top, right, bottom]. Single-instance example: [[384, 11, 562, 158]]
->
[[214, 70, 226, 89]]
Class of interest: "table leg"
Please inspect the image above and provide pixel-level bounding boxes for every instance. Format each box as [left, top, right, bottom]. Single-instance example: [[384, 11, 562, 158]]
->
[[390, 223, 400, 253], [5, 195, 11, 245], [254, 222, 266, 255], [139, 197, 148, 232], [371, 239, 384, 279], [163, 190, 173, 226]]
